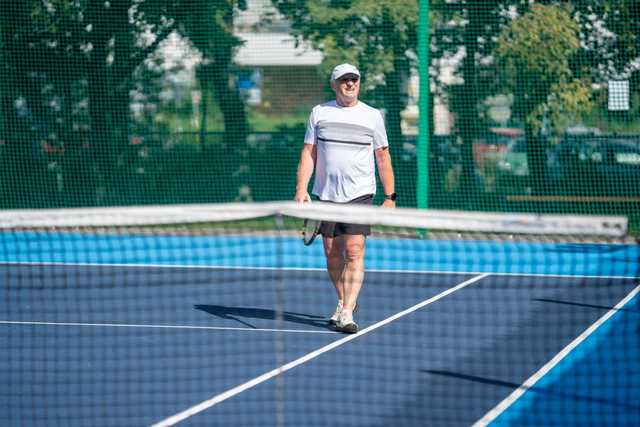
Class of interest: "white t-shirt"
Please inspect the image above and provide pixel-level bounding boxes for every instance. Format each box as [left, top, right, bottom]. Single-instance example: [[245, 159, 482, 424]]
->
[[304, 100, 388, 202]]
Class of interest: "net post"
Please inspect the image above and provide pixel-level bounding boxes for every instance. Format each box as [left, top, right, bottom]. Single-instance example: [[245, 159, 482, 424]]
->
[[417, 0, 430, 210]]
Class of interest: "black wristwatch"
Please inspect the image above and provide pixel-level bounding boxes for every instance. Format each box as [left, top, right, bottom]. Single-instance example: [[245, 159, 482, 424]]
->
[[384, 193, 397, 201]]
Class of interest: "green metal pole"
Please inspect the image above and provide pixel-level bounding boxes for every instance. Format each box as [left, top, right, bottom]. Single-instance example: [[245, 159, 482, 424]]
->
[[416, 0, 430, 209]]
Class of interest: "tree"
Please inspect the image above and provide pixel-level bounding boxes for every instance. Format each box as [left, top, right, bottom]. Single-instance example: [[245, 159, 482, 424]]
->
[[572, 0, 640, 80], [495, 3, 592, 194], [0, 0, 248, 207], [0, 1, 49, 207], [429, 0, 541, 201], [570, 1, 640, 129], [139, 0, 248, 149], [140, 0, 249, 202], [0, 0, 179, 206], [431, 0, 639, 197]]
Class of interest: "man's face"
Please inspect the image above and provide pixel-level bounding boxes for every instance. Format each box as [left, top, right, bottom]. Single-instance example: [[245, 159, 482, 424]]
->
[[332, 74, 360, 102]]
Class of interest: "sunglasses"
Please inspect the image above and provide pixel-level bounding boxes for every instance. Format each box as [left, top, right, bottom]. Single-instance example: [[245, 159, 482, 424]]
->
[[338, 76, 360, 83]]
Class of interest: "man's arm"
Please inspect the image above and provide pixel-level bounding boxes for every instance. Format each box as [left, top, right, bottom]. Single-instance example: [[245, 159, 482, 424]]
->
[[294, 143, 316, 202], [375, 147, 395, 207]]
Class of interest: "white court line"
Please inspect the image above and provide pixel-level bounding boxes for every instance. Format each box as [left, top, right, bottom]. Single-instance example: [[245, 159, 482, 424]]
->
[[1, 261, 637, 280], [473, 283, 640, 427], [150, 273, 490, 427], [0, 320, 333, 334]]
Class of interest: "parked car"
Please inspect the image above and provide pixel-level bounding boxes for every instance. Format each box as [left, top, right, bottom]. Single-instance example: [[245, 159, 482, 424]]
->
[[548, 136, 640, 196]]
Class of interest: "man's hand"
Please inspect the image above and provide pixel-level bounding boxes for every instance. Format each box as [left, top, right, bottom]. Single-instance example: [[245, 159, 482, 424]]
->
[[381, 199, 396, 208], [294, 191, 311, 203]]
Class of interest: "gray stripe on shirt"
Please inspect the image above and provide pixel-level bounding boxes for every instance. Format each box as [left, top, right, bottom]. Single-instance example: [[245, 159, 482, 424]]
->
[[316, 121, 374, 146]]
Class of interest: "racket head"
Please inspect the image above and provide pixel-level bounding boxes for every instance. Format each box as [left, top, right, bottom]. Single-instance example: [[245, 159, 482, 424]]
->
[[301, 218, 321, 246]]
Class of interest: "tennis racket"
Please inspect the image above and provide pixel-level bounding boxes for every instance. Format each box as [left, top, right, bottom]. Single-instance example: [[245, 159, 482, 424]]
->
[[301, 218, 321, 246]]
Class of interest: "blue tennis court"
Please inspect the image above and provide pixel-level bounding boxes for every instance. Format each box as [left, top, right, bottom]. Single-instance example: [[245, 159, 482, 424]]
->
[[1, 231, 639, 426]]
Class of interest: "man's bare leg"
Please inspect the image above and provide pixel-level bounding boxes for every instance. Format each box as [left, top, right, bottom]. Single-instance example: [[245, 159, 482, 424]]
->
[[324, 234, 365, 332], [340, 234, 365, 314], [323, 236, 346, 302]]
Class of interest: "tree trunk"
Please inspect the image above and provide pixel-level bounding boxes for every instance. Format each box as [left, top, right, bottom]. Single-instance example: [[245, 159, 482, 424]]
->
[[0, 2, 45, 208], [524, 123, 548, 196], [86, 1, 134, 205], [199, 78, 209, 146], [200, 15, 249, 201], [457, 1, 482, 204]]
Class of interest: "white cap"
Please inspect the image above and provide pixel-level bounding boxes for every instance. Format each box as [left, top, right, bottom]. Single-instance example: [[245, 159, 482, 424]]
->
[[330, 63, 360, 81]]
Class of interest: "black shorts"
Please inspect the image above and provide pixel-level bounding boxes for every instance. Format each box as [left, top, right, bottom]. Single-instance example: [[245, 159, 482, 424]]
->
[[317, 194, 374, 238]]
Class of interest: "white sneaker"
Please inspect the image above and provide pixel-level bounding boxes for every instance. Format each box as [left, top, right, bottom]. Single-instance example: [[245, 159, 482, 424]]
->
[[335, 310, 358, 334], [328, 301, 343, 326]]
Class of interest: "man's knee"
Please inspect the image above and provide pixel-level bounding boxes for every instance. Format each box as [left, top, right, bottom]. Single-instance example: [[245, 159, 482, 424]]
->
[[323, 238, 343, 260], [344, 239, 365, 263]]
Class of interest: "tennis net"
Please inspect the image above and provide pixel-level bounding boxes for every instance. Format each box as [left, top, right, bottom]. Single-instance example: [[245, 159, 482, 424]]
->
[[1, 202, 638, 426]]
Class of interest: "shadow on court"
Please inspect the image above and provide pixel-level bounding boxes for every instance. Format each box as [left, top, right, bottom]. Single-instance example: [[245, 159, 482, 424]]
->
[[533, 298, 640, 313], [421, 369, 640, 411], [194, 304, 329, 329]]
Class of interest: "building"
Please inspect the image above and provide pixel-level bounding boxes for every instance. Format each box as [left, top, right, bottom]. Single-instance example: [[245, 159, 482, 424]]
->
[[233, 0, 326, 115]]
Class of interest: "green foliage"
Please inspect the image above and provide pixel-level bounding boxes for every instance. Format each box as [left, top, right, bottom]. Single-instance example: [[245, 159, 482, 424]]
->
[[535, 79, 593, 135], [574, 0, 640, 76], [273, 0, 419, 199], [496, 5, 580, 83], [495, 4, 592, 134], [0, 0, 247, 206], [584, 92, 640, 134], [273, 0, 418, 103]]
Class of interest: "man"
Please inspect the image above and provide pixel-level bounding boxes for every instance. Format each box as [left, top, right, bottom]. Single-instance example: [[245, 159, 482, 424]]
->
[[294, 63, 396, 333]]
